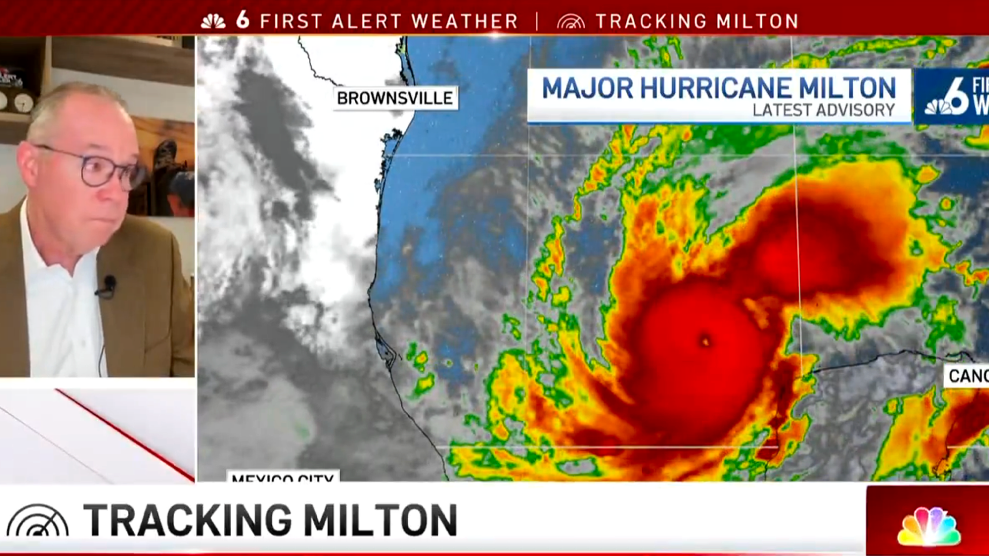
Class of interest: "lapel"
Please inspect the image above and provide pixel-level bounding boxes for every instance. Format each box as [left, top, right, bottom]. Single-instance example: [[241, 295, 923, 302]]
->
[[0, 200, 29, 376], [97, 220, 145, 377]]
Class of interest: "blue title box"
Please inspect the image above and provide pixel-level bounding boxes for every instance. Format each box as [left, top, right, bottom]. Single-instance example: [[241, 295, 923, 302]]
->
[[913, 68, 989, 126]]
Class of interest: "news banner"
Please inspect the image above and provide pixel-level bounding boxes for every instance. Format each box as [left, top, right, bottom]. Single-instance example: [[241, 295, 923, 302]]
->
[[6, 479, 989, 554]]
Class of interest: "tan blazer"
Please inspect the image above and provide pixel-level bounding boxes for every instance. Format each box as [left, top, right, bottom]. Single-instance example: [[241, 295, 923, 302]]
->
[[0, 200, 195, 377]]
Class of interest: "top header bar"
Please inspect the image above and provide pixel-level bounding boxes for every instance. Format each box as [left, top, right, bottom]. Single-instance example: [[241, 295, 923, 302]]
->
[[2, 0, 989, 36]]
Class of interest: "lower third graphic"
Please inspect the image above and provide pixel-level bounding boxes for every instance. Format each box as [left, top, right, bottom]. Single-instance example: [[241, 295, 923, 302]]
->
[[6, 504, 69, 536]]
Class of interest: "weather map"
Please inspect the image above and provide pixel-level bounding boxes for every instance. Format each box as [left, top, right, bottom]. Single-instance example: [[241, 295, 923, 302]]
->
[[196, 35, 989, 481]]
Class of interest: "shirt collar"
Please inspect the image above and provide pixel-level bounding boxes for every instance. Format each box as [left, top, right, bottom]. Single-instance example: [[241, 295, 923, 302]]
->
[[20, 197, 99, 277]]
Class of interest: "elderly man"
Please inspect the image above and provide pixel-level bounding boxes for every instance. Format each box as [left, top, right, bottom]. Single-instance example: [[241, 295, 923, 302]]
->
[[0, 82, 194, 378]]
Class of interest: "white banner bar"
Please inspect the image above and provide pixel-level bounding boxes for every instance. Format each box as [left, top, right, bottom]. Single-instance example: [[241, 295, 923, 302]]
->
[[527, 68, 913, 125], [0, 482, 866, 552]]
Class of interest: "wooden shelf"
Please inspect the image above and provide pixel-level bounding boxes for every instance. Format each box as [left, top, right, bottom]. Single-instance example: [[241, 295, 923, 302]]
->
[[51, 36, 194, 87]]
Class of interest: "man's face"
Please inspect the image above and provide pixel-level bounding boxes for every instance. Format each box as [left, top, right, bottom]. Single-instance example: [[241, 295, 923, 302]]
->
[[18, 93, 139, 256]]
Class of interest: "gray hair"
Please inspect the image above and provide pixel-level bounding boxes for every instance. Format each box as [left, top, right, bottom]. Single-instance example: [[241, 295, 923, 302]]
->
[[26, 81, 129, 142]]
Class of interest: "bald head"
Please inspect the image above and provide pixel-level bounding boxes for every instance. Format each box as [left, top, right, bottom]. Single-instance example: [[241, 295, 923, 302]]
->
[[27, 82, 130, 144]]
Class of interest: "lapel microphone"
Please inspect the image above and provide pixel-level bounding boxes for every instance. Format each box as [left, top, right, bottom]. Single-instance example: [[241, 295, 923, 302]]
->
[[95, 275, 117, 300]]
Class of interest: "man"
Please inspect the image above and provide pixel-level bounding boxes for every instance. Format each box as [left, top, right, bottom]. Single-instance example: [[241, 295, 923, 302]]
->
[[0, 82, 194, 378]]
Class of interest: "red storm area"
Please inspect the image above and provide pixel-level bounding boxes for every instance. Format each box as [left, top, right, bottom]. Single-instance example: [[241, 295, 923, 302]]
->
[[629, 279, 768, 440], [946, 390, 989, 447], [784, 200, 896, 295], [572, 174, 919, 462]]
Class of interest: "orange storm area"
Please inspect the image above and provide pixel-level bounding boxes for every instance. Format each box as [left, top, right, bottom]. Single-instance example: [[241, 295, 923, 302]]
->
[[877, 388, 989, 479], [484, 158, 977, 480]]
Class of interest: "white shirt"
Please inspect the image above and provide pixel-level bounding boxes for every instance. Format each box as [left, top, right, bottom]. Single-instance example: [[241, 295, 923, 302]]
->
[[21, 199, 106, 377]]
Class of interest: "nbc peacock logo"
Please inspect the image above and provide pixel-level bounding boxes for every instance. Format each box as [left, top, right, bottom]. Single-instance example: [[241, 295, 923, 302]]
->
[[897, 506, 961, 547]]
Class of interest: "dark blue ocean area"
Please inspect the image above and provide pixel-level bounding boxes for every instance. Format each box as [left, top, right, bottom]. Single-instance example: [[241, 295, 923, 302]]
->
[[372, 37, 528, 383], [930, 154, 986, 197]]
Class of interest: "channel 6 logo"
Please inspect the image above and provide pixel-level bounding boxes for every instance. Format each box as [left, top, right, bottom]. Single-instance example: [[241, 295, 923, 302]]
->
[[913, 68, 989, 126]]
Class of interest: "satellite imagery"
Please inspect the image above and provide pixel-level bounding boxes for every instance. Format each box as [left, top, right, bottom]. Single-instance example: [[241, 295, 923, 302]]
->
[[195, 35, 989, 481]]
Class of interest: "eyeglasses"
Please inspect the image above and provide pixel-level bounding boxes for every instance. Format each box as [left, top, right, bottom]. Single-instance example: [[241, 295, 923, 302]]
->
[[33, 144, 148, 191]]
